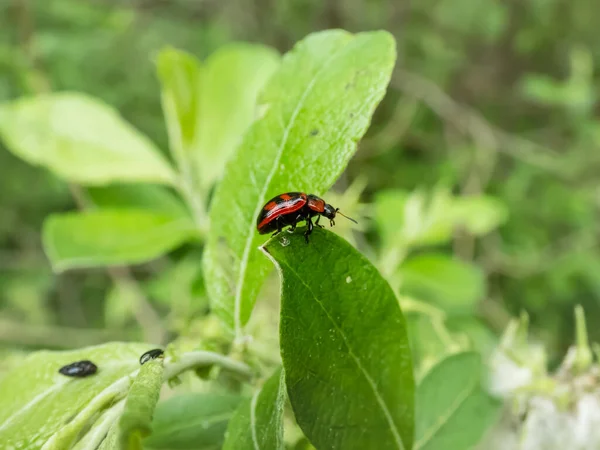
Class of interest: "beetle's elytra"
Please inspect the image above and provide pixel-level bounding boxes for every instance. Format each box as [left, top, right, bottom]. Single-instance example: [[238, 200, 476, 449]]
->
[[58, 360, 97, 378], [257, 192, 357, 243], [140, 348, 165, 365]]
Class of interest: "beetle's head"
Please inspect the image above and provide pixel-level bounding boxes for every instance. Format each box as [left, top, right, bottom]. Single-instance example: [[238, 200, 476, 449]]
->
[[323, 204, 358, 227], [323, 203, 337, 220]]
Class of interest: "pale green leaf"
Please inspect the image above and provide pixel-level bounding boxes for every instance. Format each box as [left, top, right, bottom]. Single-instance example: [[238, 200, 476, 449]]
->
[[398, 253, 485, 314], [203, 29, 397, 337], [415, 352, 500, 450], [144, 393, 243, 450], [0, 342, 153, 450], [262, 229, 414, 450], [222, 368, 285, 450], [118, 359, 164, 449], [43, 209, 198, 271], [157, 44, 280, 194], [375, 189, 507, 258], [0, 92, 176, 185], [452, 195, 508, 236]]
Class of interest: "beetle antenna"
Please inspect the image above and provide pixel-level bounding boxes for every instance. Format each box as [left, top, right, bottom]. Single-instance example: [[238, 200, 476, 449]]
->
[[335, 208, 358, 224]]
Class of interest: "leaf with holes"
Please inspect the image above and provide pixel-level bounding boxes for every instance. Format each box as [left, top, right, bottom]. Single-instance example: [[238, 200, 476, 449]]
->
[[203, 29, 396, 338], [415, 352, 501, 450], [222, 368, 285, 450], [262, 229, 414, 450]]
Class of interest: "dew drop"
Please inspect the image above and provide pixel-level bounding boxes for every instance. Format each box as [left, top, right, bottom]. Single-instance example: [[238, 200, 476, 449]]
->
[[346, 276, 352, 283]]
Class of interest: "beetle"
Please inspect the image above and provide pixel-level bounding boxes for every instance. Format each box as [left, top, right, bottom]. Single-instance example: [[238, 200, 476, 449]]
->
[[256, 192, 357, 243], [58, 360, 97, 378], [139, 348, 165, 365]]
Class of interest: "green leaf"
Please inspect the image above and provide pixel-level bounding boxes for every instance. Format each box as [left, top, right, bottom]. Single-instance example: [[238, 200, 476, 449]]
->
[[415, 352, 501, 450], [157, 45, 280, 194], [204, 29, 397, 337], [452, 195, 508, 236], [446, 317, 498, 357], [118, 359, 164, 449], [98, 424, 119, 450], [144, 393, 243, 450], [222, 368, 285, 450], [43, 209, 198, 271], [398, 253, 485, 314], [375, 189, 507, 257], [0, 342, 154, 449], [87, 184, 190, 218], [0, 92, 176, 185], [262, 229, 414, 450]]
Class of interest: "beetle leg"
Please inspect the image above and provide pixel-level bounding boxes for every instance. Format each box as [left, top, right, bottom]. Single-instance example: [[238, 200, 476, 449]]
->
[[304, 217, 313, 243], [271, 216, 284, 237], [315, 215, 324, 228], [288, 214, 303, 233], [330, 219, 335, 227]]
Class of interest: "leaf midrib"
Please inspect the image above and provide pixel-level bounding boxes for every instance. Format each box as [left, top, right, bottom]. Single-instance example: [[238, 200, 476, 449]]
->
[[232, 37, 352, 338], [279, 259, 405, 450], [413, 374, 479, 450]]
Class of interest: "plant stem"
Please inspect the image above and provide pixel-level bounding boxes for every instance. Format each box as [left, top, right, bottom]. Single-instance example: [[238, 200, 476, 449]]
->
[[176, 173, 208, 234], [163, 350, 253, 380]]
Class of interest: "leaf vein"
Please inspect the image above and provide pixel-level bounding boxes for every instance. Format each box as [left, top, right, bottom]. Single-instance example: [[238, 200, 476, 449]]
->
[[232, 43, 351, 338], [280, 260, 405, 450]]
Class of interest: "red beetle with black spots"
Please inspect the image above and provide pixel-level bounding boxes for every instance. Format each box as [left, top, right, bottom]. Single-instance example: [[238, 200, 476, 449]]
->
[[256, 192, 357, 243]]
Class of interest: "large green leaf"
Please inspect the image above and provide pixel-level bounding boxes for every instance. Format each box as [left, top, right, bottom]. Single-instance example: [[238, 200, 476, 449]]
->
[[222, 368, 285, 450], [157, 45, 280, 195], [43, 209, 198, 271], [144, 393, 244, 450], [0, 342, 153, 449], [262, 228, 414, 450], [415, 352, 501, 450], [0, 93, 176, 185], [398, 253, 485, 314], [203, 29, 397, 337]]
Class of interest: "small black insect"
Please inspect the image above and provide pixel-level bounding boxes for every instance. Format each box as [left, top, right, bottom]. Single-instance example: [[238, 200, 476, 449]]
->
[[140, 348, 165, 365], [58, 360, 97, 378]]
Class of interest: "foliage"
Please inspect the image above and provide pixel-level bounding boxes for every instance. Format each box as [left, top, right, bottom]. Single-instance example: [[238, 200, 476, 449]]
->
[[0, 0, 599, 448]]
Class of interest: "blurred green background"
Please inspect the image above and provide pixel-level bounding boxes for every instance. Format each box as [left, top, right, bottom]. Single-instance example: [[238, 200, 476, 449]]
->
[[1, 0, 599, 368]]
